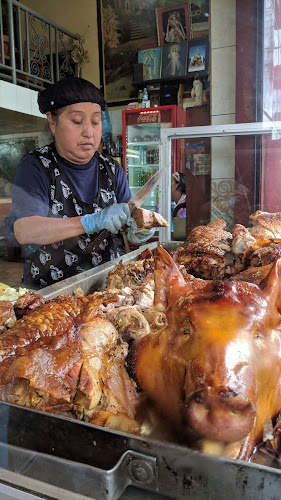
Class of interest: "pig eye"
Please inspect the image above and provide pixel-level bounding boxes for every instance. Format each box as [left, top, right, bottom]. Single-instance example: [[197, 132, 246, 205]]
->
[[181, 318, 193, 337], [253, 323, 263, 340]]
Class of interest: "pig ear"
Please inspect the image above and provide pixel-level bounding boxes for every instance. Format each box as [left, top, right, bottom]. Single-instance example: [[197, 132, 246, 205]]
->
[[259, 258, 281, 312], [154, 245, 187, 311]]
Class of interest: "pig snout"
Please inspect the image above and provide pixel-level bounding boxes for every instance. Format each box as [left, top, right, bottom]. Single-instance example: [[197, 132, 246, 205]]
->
[[184, 386, 256, 443]]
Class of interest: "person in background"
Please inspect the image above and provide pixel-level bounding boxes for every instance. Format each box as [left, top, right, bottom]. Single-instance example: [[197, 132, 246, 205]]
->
[[11, 77, 155, 287], [171, 171, 186, 217]]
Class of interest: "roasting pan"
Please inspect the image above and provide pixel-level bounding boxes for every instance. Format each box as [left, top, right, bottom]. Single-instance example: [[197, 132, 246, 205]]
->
[[0, 241, 281, 500], [39, 241, 176, 299]]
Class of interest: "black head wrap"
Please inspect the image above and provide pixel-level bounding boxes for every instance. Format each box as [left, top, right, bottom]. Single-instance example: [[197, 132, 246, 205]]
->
[[37, 77, 107, 114], [172, 171, 186, 194]]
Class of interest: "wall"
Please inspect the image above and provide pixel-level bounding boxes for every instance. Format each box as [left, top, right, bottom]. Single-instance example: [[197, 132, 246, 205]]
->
[[22, 0, 100, 86], [210, 0, 236, 230]]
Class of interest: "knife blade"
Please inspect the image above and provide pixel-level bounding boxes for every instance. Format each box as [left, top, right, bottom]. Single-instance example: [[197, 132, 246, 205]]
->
[[83, 166, 167, 254], [128, 166, 167, 215]]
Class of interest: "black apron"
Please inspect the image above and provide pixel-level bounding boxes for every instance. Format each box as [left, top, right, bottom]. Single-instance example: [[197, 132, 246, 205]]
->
[[23, 144, 124, 287]]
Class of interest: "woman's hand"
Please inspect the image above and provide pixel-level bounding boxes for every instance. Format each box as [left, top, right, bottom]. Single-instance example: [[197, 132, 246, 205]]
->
[[127, 219, 155, 244], [80, 203, 131, 235]]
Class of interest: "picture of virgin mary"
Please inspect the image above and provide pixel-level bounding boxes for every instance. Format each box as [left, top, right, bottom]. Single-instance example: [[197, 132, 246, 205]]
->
[[164, 9, 187, 43], [138, 47, 162, 80]]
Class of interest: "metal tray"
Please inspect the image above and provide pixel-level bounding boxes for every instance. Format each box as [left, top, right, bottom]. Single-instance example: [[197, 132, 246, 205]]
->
[[2, 241, 281, 499], [0, 401, 280, 500], [39, 241, 182, 299]]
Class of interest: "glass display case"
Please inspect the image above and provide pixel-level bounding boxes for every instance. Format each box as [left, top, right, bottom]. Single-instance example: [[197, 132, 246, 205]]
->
[[158, 121, 281, 242], [122, 105, 186, 211]]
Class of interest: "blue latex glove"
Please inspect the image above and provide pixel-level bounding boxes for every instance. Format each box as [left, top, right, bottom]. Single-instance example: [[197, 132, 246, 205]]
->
[[80, 203, 131, 235], [127, 219, 156, 244]]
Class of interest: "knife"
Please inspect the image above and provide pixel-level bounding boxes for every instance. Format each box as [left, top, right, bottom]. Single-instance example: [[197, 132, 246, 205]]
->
[[83, 166, 167, 253]]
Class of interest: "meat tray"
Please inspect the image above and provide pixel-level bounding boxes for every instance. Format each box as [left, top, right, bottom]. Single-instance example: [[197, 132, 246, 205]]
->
[[39, 241, 164, 299], [0, 242, 281, 500]]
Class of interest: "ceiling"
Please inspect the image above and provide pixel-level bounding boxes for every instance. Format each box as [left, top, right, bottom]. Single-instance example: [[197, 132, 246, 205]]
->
[[0, 108, 47, 136]]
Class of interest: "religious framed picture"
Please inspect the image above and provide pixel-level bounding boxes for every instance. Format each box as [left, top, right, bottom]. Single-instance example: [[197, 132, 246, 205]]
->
[[156, 3, 190, 46], [138, 47, 162, 80], [161, 42, 187, 79], [187, 38, 209, 75]]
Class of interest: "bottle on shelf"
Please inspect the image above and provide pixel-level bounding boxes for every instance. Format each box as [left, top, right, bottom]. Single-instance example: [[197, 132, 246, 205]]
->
[[154, 149, 159, 164], [137, 168, 142, 186], [141, 88, 149, 108], [139, 146, 144, 165], [114, 136, 123, 166], [138, 90, 143, 108]]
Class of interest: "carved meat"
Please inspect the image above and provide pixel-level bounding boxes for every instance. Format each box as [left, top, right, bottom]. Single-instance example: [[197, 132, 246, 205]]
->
[[105, 306, 150, 342], [133, 207, 169, 229], [14, 292, 47, 318], [106, 256, 154, 290], [128, 244, 281, 461], [232, 211, 281, 271], [0, 294, 139, 431], [0, 301, 16, 333], [175, 219, 235, 279]]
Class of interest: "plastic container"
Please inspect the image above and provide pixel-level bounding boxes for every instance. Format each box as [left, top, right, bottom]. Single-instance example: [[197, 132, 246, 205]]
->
[[141, 88, 149, 108]]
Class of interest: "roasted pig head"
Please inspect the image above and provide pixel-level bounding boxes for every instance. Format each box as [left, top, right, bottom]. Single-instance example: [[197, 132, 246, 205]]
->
[[128, 244, 281, 460]]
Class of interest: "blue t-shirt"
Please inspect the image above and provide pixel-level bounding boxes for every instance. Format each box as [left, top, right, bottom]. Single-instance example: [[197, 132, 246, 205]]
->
[[12, 149, 131, 221]]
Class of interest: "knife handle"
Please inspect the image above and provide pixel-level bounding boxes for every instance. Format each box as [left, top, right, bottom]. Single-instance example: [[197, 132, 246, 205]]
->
[[83, 229, 110, 253]]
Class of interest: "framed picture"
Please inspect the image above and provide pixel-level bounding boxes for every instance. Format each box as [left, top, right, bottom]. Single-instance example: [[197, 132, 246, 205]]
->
[[161, 42, 187, 79], [138, 47, 162, 80], [190, 0, 210, 40], [186, 142, 205, 154], [187, 39, 209, 75], [156, 3, 189, 46]]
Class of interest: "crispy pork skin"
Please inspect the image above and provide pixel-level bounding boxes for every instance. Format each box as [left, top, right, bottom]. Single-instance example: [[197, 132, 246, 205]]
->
[[175, 219, 235, 279], [0, 294, 139, 428]]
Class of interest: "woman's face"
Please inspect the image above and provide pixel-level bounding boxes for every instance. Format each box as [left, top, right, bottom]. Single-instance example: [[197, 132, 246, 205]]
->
[[47, 102, 102, 164]]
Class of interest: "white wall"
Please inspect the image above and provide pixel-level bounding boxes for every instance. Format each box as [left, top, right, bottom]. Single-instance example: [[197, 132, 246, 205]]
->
[[210, 0, 236, 230]]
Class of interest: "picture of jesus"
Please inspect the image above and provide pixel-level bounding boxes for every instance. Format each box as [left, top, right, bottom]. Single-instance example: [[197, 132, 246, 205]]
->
[[161, 42, 187, 78]]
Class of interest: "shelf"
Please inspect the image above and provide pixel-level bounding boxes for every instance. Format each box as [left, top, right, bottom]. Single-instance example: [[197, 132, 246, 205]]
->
[[130, 185, 158, 189], [127, 163, 159, 168], [132, 76, 192, 86], [127, 141, 159, 147], [132, 75, 209, 87]]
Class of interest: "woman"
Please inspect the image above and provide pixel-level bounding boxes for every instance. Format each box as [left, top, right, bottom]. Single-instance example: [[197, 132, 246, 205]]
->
[[12, 77, 154, 287], [171, 171, 186, 217]]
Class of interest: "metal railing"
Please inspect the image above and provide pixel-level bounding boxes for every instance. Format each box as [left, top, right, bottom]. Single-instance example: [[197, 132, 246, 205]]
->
[[0, 0, 78, 90]]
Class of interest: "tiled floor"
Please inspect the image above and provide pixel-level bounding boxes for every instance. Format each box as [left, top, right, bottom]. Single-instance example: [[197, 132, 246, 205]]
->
[[0, 242, 24, 287], [0, 258, 24, 287]]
